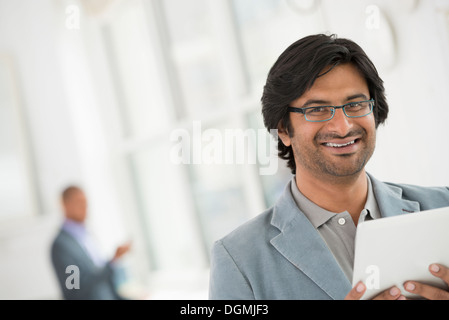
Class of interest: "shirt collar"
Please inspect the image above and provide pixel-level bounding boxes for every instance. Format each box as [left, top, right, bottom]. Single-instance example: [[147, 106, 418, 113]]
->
[[290, 173, 380, 229], [62, 218, 87, 239], [363, 174, 381, 220], [290, 178, 336, 228]]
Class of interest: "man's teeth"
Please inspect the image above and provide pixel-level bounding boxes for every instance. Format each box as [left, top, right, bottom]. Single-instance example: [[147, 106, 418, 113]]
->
[[324, 140, 356, 148]]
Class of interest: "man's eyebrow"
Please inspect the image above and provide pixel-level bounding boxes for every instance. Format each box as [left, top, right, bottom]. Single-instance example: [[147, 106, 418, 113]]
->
[[346, 93, 369, 101], [302, 99, 331, 107], [301, 93, 369, 107]]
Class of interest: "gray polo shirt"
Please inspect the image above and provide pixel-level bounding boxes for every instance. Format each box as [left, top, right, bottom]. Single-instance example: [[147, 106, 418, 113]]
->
[[290, 174, 381, 282]]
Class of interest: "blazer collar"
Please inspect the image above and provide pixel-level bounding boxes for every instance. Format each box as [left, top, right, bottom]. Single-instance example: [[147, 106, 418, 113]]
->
[[367, 172, 421, 216], [270, 180, 351, 300], [269, 173, 421, 299]]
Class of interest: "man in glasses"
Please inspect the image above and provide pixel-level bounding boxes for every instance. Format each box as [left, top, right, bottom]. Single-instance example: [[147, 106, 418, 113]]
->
[[209, 34, 449, 300]]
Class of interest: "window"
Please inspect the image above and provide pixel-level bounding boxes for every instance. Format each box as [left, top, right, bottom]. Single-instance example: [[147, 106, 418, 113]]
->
[[0, 55, 38, 221], [96, 0, 293, 292], [231, 0, 326, 90]]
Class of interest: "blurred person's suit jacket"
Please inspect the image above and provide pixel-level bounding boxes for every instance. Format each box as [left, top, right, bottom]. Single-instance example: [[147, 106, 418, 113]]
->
[[50, 220, 126, 300]]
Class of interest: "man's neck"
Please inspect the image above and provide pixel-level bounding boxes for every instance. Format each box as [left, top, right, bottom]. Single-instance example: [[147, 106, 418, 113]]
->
[[295, 169, 368, 225]]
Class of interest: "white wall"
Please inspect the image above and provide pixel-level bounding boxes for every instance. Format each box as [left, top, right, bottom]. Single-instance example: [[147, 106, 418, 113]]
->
[[359, 0, 449, 186], [0, 0, 78, 299]]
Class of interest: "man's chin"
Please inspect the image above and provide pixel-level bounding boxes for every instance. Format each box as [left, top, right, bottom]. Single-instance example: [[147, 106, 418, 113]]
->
[[323, 159, 368, 178]]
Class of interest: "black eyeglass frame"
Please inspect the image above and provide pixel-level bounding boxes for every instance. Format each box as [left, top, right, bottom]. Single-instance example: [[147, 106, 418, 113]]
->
[[287, 99, 375, 122]]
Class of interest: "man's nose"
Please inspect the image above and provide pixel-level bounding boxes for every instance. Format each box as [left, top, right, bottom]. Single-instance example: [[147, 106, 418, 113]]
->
[[326, 108, 353, 135]]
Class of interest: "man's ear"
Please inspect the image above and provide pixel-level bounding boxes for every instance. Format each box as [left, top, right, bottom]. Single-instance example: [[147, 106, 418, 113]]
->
[[277, 122, 292, 147]]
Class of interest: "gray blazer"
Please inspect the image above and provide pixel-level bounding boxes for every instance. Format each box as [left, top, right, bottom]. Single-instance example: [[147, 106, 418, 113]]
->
[[50, 229, 125, 300], [209, 173, 449, 300]]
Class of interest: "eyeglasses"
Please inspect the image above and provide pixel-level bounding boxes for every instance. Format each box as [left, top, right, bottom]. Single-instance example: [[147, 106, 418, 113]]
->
[[287, 99, 375, 122]]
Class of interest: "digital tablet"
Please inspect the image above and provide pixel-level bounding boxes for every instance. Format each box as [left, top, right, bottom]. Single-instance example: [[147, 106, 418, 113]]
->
[[352, 206, 449, 300]]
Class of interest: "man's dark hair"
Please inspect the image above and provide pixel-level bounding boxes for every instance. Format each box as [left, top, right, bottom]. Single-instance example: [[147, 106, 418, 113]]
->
[[261, 33, 389, 174]]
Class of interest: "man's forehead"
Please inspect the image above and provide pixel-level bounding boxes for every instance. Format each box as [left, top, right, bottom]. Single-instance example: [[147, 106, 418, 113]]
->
[[292, 64, 369, 106], [300, 93, 370, 107]]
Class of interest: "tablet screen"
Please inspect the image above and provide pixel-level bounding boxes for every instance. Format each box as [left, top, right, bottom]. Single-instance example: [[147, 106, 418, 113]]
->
[[352, 206, 449, 299]]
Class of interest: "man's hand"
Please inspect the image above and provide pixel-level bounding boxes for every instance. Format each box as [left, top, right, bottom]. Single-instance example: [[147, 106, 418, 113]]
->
[[403, 264, 449, 300], [112, 241, 132, 262], [345, 263, 449, 300], [345, 281, 405, 300]]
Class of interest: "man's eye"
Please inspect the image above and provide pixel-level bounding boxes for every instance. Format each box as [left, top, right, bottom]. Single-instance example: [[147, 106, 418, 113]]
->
[[307, 107, 327, 114], [345, 102, 364, 111], [349, 102, 361, 108]]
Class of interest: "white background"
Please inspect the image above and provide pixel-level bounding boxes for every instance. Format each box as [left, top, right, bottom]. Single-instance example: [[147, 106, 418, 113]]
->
[[0, 0, 448, 299]]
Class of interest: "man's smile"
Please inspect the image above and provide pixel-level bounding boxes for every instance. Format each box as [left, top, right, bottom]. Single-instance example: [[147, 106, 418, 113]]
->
[[323, 139, 358, 148], [317, 132, 364, 155]]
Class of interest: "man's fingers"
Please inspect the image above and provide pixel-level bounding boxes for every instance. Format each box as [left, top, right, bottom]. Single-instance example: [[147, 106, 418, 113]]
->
[[403, 281, 449, 300], [344, 281, 366, 300], [344, 282, 407, 300], [429, 264, 449, 285], [403, 263, 449, 300], [372, 286, 405, 300]]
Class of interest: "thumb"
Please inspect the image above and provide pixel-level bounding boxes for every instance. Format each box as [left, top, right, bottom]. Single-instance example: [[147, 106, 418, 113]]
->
[[344, 281, 366, 300]]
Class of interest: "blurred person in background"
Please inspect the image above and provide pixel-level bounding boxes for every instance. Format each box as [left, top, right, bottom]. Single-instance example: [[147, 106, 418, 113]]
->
[[50, 185, 132, 300]]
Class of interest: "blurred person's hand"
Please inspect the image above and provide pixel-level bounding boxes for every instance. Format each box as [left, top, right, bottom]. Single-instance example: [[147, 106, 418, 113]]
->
[[112, 241, 132, 262]]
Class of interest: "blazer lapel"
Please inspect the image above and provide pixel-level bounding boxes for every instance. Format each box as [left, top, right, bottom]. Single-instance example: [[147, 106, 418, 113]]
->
[[269, 182, 352, 300], [368, 173, 421, 217]]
